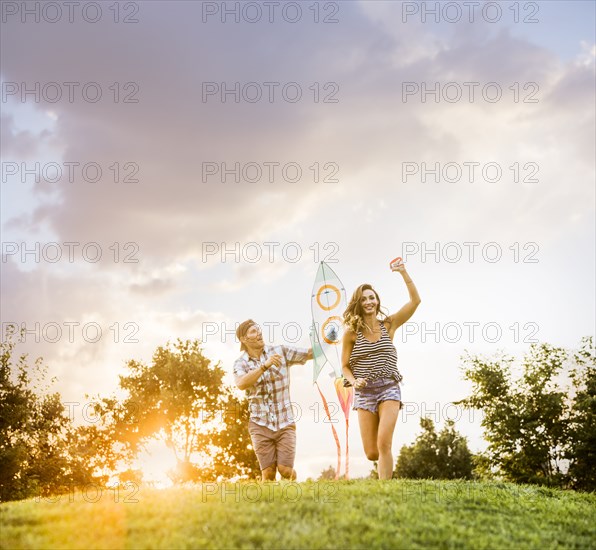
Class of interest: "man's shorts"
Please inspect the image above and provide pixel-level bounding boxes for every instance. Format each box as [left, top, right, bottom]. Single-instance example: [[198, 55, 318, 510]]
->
[[248, 421, 296, 471], [353, 377, 402, 414]]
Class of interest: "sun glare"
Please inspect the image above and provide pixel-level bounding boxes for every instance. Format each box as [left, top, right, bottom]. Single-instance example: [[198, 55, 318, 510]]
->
[[133, 439, 178, 489]]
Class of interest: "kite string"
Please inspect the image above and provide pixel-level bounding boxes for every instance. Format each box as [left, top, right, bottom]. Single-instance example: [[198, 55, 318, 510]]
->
[[345, 417, 349, 480], [315, 381, 341, 480]]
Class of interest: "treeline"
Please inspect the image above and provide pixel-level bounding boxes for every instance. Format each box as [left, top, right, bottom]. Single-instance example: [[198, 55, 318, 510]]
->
[[457, 337, 594, 490], [2, 335, 594, 502], [372, 337, 594, 491], [0, 337, 259, 502]]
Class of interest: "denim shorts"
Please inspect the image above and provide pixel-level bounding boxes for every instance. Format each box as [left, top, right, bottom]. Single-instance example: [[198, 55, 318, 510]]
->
[[353, 377, 402, 414]]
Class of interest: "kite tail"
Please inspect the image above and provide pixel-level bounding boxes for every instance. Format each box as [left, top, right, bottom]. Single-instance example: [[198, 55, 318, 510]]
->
[[315, 381, 341, 480], [345, 417, 349, 480]]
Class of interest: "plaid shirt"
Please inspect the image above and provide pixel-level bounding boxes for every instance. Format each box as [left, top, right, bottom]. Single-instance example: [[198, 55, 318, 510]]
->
[[233, 345, 309, 431]]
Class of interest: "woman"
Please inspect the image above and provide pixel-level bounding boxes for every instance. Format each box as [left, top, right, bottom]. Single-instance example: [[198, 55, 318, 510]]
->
[[341, 262, 421, 479]]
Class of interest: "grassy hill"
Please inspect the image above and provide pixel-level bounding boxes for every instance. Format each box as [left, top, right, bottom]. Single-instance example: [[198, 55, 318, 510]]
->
[[1, 479, 595, 549]]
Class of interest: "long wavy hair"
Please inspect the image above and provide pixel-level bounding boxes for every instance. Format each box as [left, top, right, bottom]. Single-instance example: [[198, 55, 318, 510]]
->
[[343, 283, 388, 333]]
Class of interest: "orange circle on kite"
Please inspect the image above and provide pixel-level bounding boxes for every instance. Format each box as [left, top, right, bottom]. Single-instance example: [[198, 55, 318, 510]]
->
[[321, 316, 342, 345], [316, 284, 341, 311]]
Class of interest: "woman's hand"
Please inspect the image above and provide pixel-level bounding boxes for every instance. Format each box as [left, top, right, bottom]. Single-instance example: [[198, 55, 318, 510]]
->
[[353, 377, 368, 389], [390, 260, 406, 273]]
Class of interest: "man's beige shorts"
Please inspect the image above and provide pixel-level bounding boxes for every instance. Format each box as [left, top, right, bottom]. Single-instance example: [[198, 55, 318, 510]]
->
[[248, 421, 296, 471]]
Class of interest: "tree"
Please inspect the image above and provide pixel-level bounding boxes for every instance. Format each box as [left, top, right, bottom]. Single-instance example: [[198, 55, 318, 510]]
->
[[395, 417, 474, 480], [116, 339, 224, 462], [458, 338, 595, 488], [0, 333, 97, 501], [318, 465, 337, 480], [111, 339, 259, 481], [566, 337, 596, 491], [211, 389, 260, 480], [67, 398, 135, 481]]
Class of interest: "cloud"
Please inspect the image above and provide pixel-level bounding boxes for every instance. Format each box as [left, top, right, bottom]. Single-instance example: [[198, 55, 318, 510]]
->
[[3, 4, 592, 261], [2, 1, 594, 451]]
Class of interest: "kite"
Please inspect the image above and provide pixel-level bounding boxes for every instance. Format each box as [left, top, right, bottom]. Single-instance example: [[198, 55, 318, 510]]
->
[[310, 261, 354, 479]]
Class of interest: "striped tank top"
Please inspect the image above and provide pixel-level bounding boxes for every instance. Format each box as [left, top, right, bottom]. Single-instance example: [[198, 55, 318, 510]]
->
[[349, 321, 403, 384]]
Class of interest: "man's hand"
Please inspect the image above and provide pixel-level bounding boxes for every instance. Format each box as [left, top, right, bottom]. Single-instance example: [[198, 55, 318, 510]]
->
[[263, 354, 283, 370]]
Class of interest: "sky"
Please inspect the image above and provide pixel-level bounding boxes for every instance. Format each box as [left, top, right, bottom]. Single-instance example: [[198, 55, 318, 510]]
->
[[1, 0, 595, 482]]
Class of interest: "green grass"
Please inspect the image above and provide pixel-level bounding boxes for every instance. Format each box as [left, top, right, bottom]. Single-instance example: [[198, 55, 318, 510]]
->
[[1, 480, 595, 549]]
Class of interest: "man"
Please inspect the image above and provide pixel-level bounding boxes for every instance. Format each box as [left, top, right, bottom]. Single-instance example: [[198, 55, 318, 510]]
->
[[233, 319, 312, 481]]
